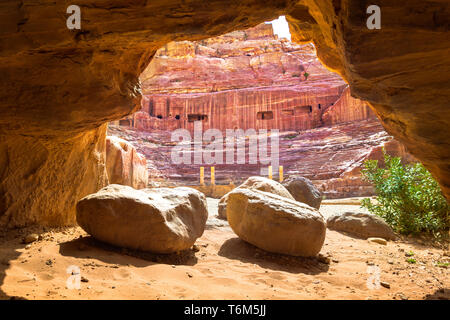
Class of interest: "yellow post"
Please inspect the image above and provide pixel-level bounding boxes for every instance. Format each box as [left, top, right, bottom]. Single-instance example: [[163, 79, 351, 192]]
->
[[200, 167, 204, 185], [268, 165, 272, 180], [279, 165, 283, 183], [211, 167, 215, 185]]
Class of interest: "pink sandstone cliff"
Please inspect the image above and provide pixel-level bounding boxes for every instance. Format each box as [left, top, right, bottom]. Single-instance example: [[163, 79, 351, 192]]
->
[[109, 23, 415, 199], [106, 136, 148, 189], [116, 23, 373, 133]]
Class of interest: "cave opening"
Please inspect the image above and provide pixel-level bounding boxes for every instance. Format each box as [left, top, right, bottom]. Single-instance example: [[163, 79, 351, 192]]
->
[[107, 17, 417, 200]]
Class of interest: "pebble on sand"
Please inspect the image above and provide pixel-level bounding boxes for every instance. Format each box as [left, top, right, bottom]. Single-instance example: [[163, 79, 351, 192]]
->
[[23, 234, 39, 244], [368, 237, 387, 245]]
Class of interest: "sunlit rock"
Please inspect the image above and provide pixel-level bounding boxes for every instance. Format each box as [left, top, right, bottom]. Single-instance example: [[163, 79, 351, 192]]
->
[[106, 136, 148, 189], [76, 185, 208, 253], [282, 176, 322, 209], [226, 188, 326, 257], [218, 176, 294, 220]]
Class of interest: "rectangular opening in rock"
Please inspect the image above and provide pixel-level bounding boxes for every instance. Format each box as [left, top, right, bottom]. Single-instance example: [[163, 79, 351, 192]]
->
[[188, 114, 208, 122], [257, 111, 274, 120]]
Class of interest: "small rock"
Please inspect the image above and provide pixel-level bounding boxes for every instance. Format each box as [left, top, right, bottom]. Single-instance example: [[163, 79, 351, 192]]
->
[[23, 234, 39, 244], [45, 259, 53, 266], [368, 237, 387, 245], [380, 281, 391, 289], [388, 260, 394, 264], [186, 272, 193, 278], [192, 245, 200, 252], [25, 244, 31, 249], [317, 254, 330, 264], [332, 259, 339, 263], [81, 277, 89, 283]]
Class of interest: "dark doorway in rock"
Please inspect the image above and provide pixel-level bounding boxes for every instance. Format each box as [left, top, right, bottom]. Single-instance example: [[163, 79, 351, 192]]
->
[[119, 119, 131, 126], [257, 111, 274, 120], [188, 114, 208, 122]]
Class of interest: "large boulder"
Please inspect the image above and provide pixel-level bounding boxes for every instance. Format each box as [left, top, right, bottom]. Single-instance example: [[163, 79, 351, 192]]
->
[[106, 136, 148, 189], [326, 212, 396, 240], [217, 176, 294, 220], [226, 188, 326, 257], [282, 176, 322, 209], [76, 184, 208, 253]]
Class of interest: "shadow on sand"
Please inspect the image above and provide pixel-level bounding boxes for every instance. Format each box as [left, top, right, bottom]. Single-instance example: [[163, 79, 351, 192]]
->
[[0, 232, 29, 300], [424, 288, 450, 300], [59, 236, 198, 267], [218, 237, 329, 275]]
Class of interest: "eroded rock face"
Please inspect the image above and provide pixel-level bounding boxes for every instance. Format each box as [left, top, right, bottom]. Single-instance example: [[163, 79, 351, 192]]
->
[[287, 0, 450, 201], [322, 87, 376, 126], [108, 119, 415, 199], [317, 138, 417, 199], [0, 125, 108, 227], [122, 24, 358, 133], [218, 176, 294, 219], [1, 1, 449, 227], [110, 25, 415, 201], [76, 185, 208, 253], [226, 188, 326, 256], [106, 136, 148, 189], [282, 176, 322, 209], [327, 212, 396, 241]]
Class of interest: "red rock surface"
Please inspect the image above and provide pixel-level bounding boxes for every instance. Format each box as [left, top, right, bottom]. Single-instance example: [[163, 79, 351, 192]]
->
[[118, 24, 372, 133], [322, 87, 376, 126], [110, 24, 416, 199], [108, 118, 416, 199], [106, 136, 148, 189]]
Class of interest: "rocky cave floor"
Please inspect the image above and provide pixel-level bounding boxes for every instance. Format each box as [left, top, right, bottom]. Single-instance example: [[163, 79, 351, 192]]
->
[[0, 199, 448, 300]]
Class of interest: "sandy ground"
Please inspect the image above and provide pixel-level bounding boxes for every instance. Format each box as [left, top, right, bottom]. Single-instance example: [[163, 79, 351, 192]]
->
[[0, 200, 448, 300]]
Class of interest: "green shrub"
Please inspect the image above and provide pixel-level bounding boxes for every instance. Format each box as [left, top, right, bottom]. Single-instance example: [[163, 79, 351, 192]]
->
[[360, 149, 449, 237]]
